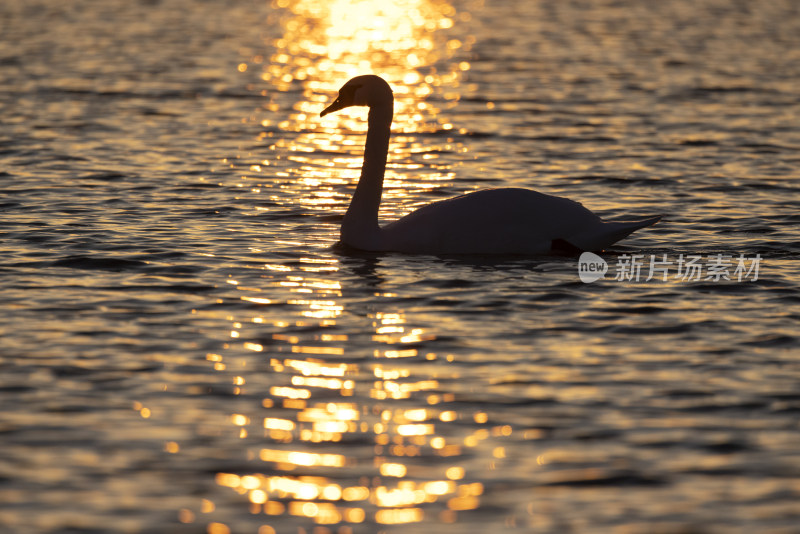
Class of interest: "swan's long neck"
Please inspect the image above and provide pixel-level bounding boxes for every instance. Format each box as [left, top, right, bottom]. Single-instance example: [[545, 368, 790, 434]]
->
[[341, 102, 393, 249]]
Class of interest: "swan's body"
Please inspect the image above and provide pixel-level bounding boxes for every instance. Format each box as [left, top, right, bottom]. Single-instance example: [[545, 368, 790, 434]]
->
[[321, 75, 660, 255]]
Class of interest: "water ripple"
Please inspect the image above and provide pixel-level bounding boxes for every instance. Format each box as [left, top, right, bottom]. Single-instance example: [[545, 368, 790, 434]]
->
[[1, 0, 799, 532]]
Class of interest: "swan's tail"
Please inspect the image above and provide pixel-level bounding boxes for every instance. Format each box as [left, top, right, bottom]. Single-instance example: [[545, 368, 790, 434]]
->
[[564, 215, 661, 252]]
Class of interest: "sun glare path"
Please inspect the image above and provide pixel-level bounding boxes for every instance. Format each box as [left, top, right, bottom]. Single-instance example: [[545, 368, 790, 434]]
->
[[242, 0, 474, 222], [192, 0, 493, 529], [210, 268, 490, 526]]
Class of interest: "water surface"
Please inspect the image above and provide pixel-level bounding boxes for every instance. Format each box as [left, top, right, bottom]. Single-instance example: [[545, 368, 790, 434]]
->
[[1, 0, 799, 532]]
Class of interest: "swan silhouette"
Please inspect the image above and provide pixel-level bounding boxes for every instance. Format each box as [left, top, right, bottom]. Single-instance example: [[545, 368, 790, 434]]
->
[[320, 74, 660, 255]]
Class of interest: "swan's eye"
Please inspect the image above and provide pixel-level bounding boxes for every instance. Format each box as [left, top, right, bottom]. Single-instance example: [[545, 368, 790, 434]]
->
[[340, 84, 362, 103]]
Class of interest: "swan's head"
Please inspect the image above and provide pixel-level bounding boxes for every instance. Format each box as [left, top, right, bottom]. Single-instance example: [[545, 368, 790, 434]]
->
[[320, 75, 393, 117]]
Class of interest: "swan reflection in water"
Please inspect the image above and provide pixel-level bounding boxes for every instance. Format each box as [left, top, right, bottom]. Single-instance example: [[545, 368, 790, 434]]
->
[[321, 75, 661, 255]]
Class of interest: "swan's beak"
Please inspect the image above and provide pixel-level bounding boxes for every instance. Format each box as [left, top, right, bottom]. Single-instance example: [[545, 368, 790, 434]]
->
[[320, 97, 347, 117]]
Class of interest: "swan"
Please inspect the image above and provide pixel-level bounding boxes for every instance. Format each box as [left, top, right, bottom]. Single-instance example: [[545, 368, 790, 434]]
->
[[320, 74, 660, 255]]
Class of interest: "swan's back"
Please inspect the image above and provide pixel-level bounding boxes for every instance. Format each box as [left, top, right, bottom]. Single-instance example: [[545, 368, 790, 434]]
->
[[382, 188, 609, 254]]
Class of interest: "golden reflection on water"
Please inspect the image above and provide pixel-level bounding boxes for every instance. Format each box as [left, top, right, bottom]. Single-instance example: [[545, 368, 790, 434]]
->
[[212, 270, 488, 526], [250, 0, 475, 222], [185, 1, 497, 529], [262, 0, 469, 114], [209, 259, 490, 526]]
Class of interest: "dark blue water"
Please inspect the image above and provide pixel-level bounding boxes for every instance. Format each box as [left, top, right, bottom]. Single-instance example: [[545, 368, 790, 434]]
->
[[1, 0, 799, 532]]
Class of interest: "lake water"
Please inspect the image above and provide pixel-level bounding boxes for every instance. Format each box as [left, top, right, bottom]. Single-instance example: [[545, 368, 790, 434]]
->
[[1, 0, 799, 532]]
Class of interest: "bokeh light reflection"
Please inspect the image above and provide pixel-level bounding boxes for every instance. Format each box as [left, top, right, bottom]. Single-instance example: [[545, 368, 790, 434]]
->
[[251, 0, 471, 227], [213, 281, 486, 526], [200, 0, 492, 528]]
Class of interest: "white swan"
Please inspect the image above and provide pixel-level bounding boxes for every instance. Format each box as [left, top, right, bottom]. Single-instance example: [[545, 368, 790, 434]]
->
[[320, 74, 660, 255]]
